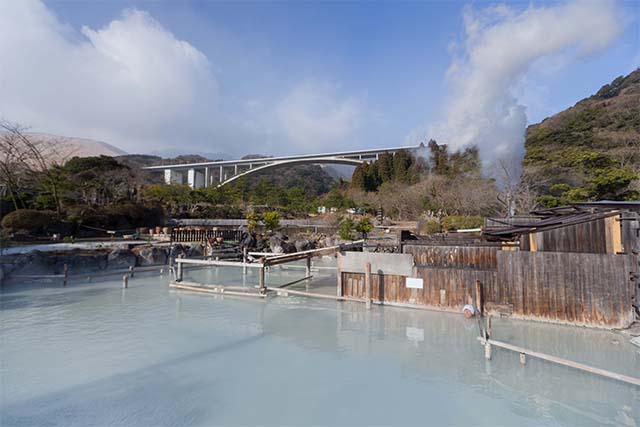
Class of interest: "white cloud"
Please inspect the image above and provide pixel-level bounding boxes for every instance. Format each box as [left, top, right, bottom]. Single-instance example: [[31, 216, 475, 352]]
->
[[0, 0, 366, 157], [0, 0, 220, 153], [428, 0, 624, 168]]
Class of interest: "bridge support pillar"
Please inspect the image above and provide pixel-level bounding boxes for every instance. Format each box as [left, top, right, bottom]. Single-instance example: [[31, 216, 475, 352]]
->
[[219, 166, 223, 183], [187, 168, 205, 189], [204, 167, 210, 188], [164, 169, 185, 185]]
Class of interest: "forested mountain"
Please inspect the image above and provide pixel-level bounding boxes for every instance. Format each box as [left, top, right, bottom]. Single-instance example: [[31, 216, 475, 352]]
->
[[523, 69, 640, 206]]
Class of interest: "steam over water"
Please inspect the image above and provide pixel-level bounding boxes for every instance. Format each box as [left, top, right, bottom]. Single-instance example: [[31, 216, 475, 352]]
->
[[1, 263, 638, 426]]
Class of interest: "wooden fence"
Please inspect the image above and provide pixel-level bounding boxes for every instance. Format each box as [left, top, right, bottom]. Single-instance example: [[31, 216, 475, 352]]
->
[[170, 228, 242, 243], [340, 244, 639, 328]]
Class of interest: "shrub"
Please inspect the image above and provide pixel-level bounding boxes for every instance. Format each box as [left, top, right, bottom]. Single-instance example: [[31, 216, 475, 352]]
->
[[262, 211, 281, 231], [246, 212, 261, 232], [338, 217, 356, 240], [441, 215, 483, 232], [421, 220, 442, 234], [355, 217, 374, 238], [1, 209, 55, 233]]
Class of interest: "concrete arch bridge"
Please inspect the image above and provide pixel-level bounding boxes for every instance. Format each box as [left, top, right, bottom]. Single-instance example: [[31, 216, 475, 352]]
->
[[145, 145, 422, 188]]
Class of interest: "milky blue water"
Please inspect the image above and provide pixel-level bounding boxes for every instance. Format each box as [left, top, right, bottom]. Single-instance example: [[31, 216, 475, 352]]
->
[[1, 263, 639, 426]]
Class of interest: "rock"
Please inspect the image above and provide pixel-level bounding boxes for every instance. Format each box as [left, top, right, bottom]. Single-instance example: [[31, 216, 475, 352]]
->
[[169, 244, 189, 259], [239, 231, 256, 249], [282, 242, 296, 253], [15, 251, 57, 275], [255, 237, 266, 252], [294, 239, 313, 252], [269, 233, 285, 254], [107, 248, 136, 268], [133, 245, 168, 266], [187, 243, 204, 258], [52, 250, 108, 274]]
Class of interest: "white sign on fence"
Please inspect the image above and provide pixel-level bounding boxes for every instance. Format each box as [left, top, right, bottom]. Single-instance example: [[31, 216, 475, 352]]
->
[[406, 277, 423, 289]]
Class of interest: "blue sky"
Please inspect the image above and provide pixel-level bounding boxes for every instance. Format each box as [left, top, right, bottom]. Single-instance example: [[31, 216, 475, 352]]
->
[[1, 0, 638, 159]]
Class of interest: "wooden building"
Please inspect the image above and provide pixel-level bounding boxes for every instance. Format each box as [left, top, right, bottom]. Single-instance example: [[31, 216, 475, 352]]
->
[[339, 203, 640, 329]]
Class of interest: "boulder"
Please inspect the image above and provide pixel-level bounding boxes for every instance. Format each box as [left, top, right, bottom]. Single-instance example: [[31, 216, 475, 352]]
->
[[169, 244, 189, 260], [13, 250, 57, 275], [133, 245, 168, 266], [255, 237, 266, 252], [269, 234, 284, 254], [294, 239, 313, 252], [239, 231, 256, 249], [52, 250, 108, 274], [187, 243, 204, 258], [107, 248, 136, 268], [281, 242, 296, 253]]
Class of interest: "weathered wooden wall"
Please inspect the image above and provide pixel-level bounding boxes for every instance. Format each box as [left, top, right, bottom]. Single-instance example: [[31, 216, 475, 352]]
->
[[518, 214, 632, 255], [496, 251, 637, 328], [339, 244, 639, 328], [343, 245, 498, 310]]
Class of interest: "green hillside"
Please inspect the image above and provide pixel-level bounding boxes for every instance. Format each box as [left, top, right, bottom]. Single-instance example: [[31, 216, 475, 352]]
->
[[523, 68, 640, 206]]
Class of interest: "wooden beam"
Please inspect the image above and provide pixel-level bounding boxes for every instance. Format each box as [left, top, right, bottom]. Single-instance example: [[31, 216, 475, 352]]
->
[[170, 282, 265, 298], [478, 337, 640, 387], [265, 286, 365, 302], [175, 258, 262, 268]]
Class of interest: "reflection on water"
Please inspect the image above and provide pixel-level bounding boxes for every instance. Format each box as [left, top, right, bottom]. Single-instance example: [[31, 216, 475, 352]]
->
[[1, 261, 638, 426]]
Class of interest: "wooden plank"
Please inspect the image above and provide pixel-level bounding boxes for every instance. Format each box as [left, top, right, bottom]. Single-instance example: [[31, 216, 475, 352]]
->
[[478, 337, 640, 387]]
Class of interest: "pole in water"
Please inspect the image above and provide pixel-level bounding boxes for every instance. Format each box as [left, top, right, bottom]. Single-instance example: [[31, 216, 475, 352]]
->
[[243, 247, 248, 275], [484, 342, 492, 360], [129, 265, 134, 277], [259, 265, 266, 294], [63, 264, 69, 287], [520, 353, 527, 365], [176, 258, 183, 282], [365, 262, 372, 309], [475, 280, 483, 316], [122, 275, 129, 288]]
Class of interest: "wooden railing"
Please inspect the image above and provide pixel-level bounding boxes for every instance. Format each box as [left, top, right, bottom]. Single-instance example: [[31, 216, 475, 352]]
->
[[170, 228, 243, 243]]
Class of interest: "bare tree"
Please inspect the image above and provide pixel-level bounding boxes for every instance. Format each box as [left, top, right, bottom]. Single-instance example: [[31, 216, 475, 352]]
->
[[0, 121, 73, 217]]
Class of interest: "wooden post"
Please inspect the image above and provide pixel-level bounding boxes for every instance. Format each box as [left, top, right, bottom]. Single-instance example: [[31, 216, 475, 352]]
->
[[336, 253, 343, 297], [259, 264, 266, 294], [305, 256, 311, 277], [475, 280, 483, 316], [439, 289, 446, 306], [365, 262, 372, 309], [176, 257, 183, 282], [243, 247, 248, 275], [484, 341, 492, 360], [122, 275, 128, 288], [520, 353, 527, 365], [63, 264, 68, 287], [486, 315, 492, 340], [129, 265, 134, 278]]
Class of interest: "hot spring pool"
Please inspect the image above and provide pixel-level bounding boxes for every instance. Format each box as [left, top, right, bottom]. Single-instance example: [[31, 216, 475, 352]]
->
[[1, 263, 638, 426]]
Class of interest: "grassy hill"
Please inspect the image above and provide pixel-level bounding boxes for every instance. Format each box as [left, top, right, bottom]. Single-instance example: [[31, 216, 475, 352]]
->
[[523, 68, 639, 206]]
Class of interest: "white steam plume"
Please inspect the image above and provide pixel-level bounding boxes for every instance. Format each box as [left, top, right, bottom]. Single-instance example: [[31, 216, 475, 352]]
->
[[432, 0, 624, 168]]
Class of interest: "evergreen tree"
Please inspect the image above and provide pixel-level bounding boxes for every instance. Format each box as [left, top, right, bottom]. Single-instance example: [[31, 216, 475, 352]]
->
[[363, 162, 380, 191], [392, 149, 413, 183], [377, 152, 394, 182], [351, 163, 367, 190], [428, 140, 450, 176]]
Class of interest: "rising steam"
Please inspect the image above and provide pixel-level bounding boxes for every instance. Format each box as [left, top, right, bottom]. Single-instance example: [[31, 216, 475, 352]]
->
[[431, 0, 624, 170]]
